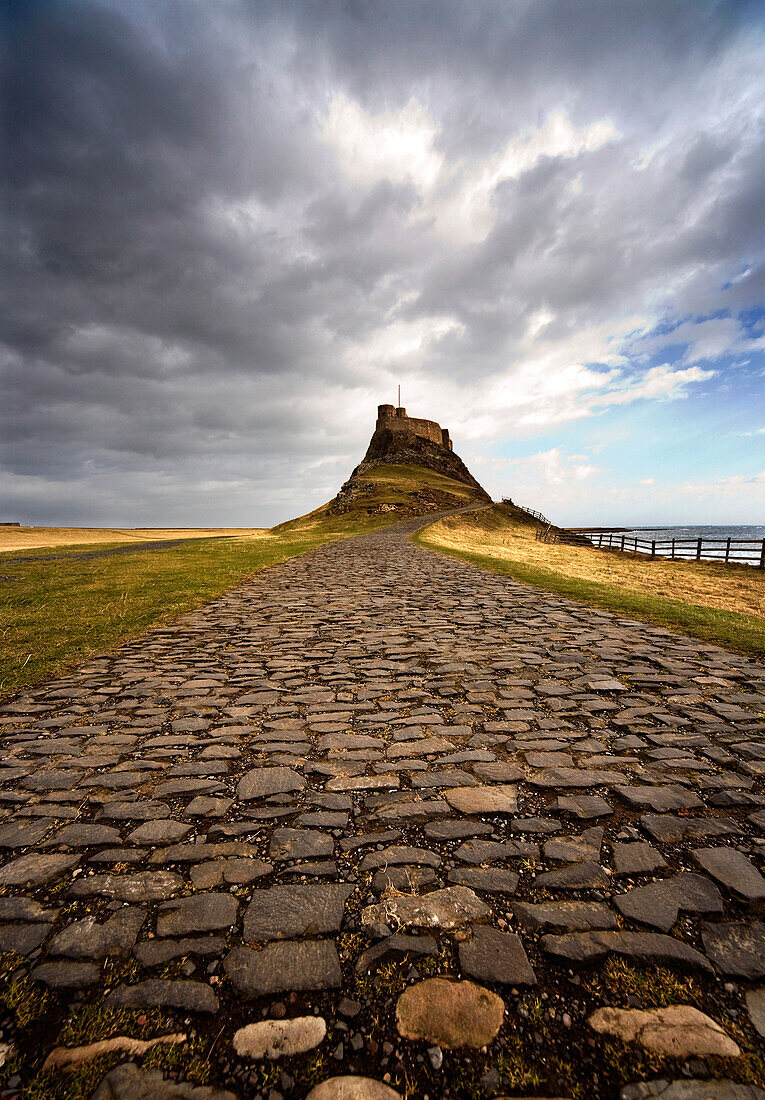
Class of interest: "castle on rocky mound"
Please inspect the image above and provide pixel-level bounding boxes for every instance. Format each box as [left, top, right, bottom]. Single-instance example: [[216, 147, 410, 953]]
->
[[325, 403, 490, 516], [360, 403, 486, 496]]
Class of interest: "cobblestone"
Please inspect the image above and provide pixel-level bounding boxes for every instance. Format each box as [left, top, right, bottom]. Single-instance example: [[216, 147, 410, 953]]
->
[[0, 517, 763, 1097]]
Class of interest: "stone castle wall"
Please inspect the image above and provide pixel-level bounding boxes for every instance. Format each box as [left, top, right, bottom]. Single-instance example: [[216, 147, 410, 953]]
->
[[376, 405, 452, 450]]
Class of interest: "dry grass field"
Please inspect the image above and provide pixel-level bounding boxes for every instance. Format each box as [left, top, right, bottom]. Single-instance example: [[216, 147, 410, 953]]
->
[[0, 526, 267, 553], [423, 505, 764, 618], [417, 503, 765, 656]]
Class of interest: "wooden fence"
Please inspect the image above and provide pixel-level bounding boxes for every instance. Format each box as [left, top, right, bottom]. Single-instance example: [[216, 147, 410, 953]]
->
[[578, 530, 765, 569], [502, 499, 551, 526]]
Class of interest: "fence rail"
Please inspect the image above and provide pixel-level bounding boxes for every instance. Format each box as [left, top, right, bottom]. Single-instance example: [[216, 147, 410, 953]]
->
[[578, 530, 765, 568], [502, 499, 551, 526]]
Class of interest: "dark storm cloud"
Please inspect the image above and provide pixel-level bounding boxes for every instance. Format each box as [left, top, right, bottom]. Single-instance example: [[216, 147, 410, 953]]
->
[[2, 0, 764, 525]]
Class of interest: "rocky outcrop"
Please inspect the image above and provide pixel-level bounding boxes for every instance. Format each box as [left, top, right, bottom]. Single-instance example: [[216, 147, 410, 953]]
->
[[326, 413, 490, 517], [361, 424, 489, 497]]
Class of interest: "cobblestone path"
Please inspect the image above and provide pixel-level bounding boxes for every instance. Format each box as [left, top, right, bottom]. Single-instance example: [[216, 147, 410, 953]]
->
[[1, 520, 764, 1099]]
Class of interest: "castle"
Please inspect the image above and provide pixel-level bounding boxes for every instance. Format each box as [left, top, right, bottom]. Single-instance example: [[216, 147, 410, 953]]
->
[[375, 404, 453, 451], [328, 401, 490, 515]]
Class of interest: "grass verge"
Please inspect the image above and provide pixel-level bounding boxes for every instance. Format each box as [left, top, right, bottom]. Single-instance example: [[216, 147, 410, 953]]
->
[[415, 505, 765, 657], [0, 514, 387, 701]]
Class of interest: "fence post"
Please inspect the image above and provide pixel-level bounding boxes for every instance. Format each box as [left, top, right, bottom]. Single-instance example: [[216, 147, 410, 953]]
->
[[725, 538, 731, 563], [696, 538, 702, 562], [760, 539, 765, 570], [651, 540, 656, 557], [598, 533, 602, 547], [620, 535, 625, 551], [671, 539, 675, 560]]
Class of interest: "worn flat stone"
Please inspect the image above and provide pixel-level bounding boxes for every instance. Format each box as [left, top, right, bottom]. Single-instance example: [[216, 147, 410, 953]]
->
[[359, 845, 441, 870], [692, 847, 765, 902], [127, 819, 194, 845], [107, 978, 219, 1013], [0, 922, 52, 955], [615, 873, 723, 931], [444, 785, 518, 815], [92, 1063, 237, 1099], [448, 867, 520, 894], [545, 827, 603, 863], [0, 852, 79, 886], [134, 937, 227, 967], [0, 897, 58, 922], [472, 763, 525, 783], [70, 870, 183, 901], [306, 1079, 402, 1100], [190, 857, 271, 889], [243, 884, 353, 941], [361, 885, 490, 932], [702, 921, 765, 978], [535, 860, 610, 890], [615, 786, 703, 812], [31, 960, 101, 989], [237, 766, 305, 800], [556, 795, 613, 818], [48, 907, 146, 958], [620, 1082, 765, 1099], [455, 838, 537, 864], [224, 940, 343, 996], [51, 824, 123, 847], [372, 867, 437, 894], [529, 768, 624, 789], [269, 827, 334, 860], [513, 900, 618, 932], [0, 820, 53, 848], [611, 841, 667, 875], [745, 987, 765, 1039], [355, 934, 437, 975], [396, 978, 504, 1048], [157, 893, 238, 937], [589, 1005, 740, 1057], [459, 926, 536, 986], [233, 1016, 326, 1059], [542, 930, 714, 973]]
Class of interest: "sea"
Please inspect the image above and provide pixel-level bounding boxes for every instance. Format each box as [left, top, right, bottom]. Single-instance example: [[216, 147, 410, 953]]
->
[[617, 525, 765, 542], [583, 524, 765, 565]]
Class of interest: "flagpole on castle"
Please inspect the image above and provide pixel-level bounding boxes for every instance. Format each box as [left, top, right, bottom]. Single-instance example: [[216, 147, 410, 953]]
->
[[398, 384, 401, 408]]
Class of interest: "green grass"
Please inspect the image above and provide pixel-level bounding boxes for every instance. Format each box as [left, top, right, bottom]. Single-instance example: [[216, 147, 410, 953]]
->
[[0, 461, 486, 703], [414, 529, 765, 657], [0, 516, 385, 701]]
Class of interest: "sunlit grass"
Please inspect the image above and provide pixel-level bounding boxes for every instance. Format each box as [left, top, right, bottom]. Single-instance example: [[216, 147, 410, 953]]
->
[[415, 504, 765, 656]]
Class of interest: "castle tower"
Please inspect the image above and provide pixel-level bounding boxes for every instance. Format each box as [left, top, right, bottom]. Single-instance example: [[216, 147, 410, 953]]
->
[[375, 404, 451, 448]]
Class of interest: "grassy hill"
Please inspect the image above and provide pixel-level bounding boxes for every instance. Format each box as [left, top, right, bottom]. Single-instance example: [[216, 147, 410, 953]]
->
[[274, 462, 489, 532]]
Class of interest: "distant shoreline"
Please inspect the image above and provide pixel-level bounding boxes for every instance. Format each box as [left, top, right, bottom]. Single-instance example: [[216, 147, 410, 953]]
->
[[569, 524, 764, 533]]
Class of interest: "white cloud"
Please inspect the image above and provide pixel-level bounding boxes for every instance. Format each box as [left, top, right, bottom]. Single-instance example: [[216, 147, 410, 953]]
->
[[503, 447, 600, 487], [341, 313, 464, 377], [635, 315, 765, 365], [673, 469, 765, 502], [321, 95, 444, 193], [322, 96, 618, 244], [427, 319, 712, 439], [590, 363, 716, 406]]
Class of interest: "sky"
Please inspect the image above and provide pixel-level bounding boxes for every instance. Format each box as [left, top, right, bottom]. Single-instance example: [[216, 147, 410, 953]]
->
[[3, 0, 765, 528]]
